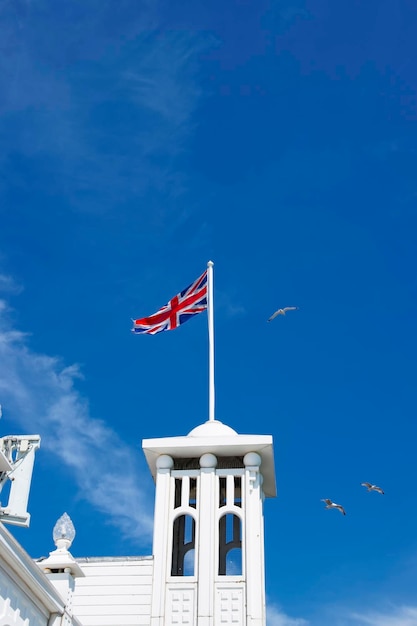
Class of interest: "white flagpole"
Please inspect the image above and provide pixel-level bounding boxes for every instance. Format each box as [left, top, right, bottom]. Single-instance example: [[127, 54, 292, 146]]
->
[[207, 260, 215, 422]]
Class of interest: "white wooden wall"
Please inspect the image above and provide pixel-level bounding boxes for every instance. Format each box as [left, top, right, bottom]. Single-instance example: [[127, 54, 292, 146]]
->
[[71, 557, 153, 626]]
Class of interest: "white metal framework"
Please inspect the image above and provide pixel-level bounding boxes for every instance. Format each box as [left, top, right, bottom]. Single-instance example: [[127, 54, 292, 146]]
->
[[0, 434, 41, 527]]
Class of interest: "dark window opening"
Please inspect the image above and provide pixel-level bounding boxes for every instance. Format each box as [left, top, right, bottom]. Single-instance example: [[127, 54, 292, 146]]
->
[[174, 479, 182, 509], [189, 477, 197, 508], [219, 514, 242, 575], [171, 514, 195, 576], [219, 477, 227, 508], [234, 476, 242, 507], [173, 456, 244, 470]]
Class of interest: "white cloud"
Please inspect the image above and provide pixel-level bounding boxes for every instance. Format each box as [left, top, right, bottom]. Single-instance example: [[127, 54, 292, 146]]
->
[[216, 288, 246, 318], [265, 600, 417, 626], [0, 4, 210, 209], [0, 274, 23, 294], [305, 603, 417, 626], [349, 606, 417, 626], [0, 297, 154, 545], [267, 603, 309, 626], [123, 32, 204, 130]]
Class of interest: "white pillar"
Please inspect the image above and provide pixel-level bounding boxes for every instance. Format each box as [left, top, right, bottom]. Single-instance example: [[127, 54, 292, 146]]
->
[[150, 454, 174, 626], [244, 452, 265, 626], [197, 453, 217, 626]]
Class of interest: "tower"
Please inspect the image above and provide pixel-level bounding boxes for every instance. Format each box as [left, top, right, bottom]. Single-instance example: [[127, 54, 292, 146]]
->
[[143, 419, 276, 626]]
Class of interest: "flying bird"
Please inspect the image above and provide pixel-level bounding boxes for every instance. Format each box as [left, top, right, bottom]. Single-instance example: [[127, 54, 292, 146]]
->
[[361, 482, 384, 494], [321, 499, 346, 515], [267, 306, 298, 322]]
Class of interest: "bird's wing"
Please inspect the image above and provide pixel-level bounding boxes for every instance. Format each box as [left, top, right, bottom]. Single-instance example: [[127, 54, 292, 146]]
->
[[375, 486, 384, 494], [361, 482, 372, 488], [338, 506, 346, 515], [283, 307, 298, 312], [267, 310, 280, 322], [321, 499, 332, 505]]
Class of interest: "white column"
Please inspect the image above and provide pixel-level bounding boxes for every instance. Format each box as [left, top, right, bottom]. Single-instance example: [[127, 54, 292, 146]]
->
[[244, 453, 265, 626], [150, 454, 174, 626], [197, 453, 218, 626]]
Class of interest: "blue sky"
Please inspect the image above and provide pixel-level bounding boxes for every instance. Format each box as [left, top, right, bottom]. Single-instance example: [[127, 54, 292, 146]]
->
[[1, 0, 417, 624]]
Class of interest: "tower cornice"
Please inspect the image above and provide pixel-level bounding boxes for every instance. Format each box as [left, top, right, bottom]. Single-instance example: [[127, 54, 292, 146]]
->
[[142, 423, 276, 497]]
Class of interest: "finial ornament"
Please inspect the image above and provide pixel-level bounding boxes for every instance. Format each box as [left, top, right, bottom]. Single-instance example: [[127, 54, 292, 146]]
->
[[37, 511, 85, 577], [53, 512, 76, 551]]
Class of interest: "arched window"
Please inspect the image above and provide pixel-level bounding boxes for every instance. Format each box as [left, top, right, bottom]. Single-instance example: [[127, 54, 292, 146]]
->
[[171, 514, 195, 576], [218, 513, 242, 575]]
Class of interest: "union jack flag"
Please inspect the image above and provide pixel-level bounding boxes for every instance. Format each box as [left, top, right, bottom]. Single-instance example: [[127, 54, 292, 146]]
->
[[132, 270, 208, 335]]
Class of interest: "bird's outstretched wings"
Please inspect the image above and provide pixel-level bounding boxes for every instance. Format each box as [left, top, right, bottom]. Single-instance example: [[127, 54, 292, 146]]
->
[[267, 306, 298, 322], [362, 482, 384, 494], [321, 498, 346, 515]]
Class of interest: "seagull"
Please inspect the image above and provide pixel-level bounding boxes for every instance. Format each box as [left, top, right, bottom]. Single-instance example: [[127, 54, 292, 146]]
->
[[361, 482, 384, 494], [267, 306, 298, 322], [321, 499, 346, 515]]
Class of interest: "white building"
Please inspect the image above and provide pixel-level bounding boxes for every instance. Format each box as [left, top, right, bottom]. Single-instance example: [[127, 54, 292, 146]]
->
[[0, 419, 276, 626]]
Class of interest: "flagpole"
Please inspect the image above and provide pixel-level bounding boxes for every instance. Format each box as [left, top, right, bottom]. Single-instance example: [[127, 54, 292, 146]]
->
[[207, 260, 215, 422]]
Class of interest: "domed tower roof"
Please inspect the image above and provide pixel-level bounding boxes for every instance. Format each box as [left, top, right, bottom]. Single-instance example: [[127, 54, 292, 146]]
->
[[187, 419, 238, 437]]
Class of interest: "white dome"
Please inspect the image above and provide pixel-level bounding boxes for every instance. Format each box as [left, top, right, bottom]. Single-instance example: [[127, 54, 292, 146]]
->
[[187, 420, 238, 437]]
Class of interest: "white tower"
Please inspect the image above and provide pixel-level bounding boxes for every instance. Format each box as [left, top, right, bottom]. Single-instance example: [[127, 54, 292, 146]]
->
[[143, 419, 276, 626]]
